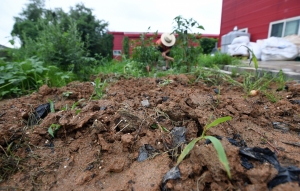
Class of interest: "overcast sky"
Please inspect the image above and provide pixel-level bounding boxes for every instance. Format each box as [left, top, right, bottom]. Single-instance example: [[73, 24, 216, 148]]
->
[[0, 0, 223, 47]]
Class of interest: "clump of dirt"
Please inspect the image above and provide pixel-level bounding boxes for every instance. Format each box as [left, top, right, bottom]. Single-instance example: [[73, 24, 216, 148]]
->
[[0, 75, 300, 190]]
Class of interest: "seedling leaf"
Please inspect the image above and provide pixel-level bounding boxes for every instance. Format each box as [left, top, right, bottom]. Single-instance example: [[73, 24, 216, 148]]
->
[[48, 127, 54, 137], [49, 100, 55, 113], [205, 136, 231, 179], [176, 137, 201, 165], [205, 116, 232, 131]]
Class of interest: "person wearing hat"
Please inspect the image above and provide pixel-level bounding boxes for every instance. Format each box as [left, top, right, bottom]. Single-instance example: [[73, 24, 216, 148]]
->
[[146, 33, 176, 72]]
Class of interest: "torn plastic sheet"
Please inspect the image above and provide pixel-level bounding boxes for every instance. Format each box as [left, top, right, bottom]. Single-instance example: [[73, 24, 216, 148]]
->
[[161, 166, 181, 191], [28, 103, 51, 125], [205, 135, 300, 189], [239, 147, 300, 189], [137, 144, 160, 162], [207, 135, 300, 189], [170, 127, 187, 148]]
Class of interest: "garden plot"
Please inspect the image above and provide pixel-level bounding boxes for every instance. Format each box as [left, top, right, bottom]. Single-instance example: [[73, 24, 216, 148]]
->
[[0, 75, 300, 190]]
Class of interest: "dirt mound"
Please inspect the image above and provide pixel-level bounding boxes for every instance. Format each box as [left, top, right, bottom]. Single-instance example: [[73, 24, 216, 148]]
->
[[0, 75, 300, 190]]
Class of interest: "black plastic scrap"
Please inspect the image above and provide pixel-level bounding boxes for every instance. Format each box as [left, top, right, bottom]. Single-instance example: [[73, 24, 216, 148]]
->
[[28, 103, 51, 125], [239, 147, 300, 189], [170, 127, 187, 148], [206, 135, 300, 189], [161, 166, 181, 191], [137, 144, 160, 162], [290, 100, 300, 105]]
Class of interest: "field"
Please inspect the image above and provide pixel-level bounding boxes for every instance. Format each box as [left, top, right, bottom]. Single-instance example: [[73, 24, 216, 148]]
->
[[1, 73, 300, 190]]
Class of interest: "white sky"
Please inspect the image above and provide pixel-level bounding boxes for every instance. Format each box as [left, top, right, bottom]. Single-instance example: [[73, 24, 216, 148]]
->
[[0, 0, 223, 48]]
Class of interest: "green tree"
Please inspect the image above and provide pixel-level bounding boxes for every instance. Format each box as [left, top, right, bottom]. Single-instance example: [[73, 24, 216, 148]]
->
[[172, 16, 204, 72], [200, 38, 218, 54], [11, 0, 45, 45], [68, 3, 112, 58]]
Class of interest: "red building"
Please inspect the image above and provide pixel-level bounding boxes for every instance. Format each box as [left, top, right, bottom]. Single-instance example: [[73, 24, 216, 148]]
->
[[109, 31, 219, 59], [220, 0, 300, 43]]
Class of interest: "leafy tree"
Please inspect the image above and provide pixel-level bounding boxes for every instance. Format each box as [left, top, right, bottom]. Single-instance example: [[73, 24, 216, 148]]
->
[[68, 3, 113, 58], [200, 38, 218, 54], [11, 0, 45, 45], [172, 16, 204, 72]]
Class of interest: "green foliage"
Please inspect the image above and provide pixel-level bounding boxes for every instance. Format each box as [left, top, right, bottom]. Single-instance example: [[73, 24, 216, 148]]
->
[[198, 53, 240, 68], [122, 36, 130, 59], [49, 100, 55, 113], [48, 124, 61, 138], [131, 30, 160, 70], [200, 37, 218, 54], [172, 16, 204, 72], [90, 78, 108, 100], [11, 0, 45, 45], [68, 3, 112, 58], [177, 116, 232, 179], [0, 57, 73, 99]]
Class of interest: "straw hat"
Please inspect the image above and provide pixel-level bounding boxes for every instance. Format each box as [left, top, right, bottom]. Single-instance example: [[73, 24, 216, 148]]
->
[[161, 33, 176, 47]]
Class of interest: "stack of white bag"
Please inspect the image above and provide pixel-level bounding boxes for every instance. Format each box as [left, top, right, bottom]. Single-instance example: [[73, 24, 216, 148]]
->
[[227, 36, 250, 56], [260, 37, 298, 61], [284, 35, 300, 57]]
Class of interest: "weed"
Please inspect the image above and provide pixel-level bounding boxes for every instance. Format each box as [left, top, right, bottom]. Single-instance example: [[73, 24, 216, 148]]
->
[[48, 124, 61, 138], [177, 116, 232, 179], [0, 144, 22, 182], [62, 91, 73, 97], [90, 78, 108, 100], [49, 99, 55, 113], [172, 16, 204, 72], [262, 90, 280, 103], [158, 79, 173, 87]]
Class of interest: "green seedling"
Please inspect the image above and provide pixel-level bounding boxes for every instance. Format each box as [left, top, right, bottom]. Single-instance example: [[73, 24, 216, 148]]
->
[[90, 78, 108, 100], [71, 99, 85, 110], [48, 124, 61, 138], [62, 91, 73, 97], [48, 99, 55, 113], [159, 79, 173, 87], [177, 116, 232, 179]]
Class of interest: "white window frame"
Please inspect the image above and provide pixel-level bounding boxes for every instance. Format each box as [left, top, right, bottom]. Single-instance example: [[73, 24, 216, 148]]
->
[[239, 28, 248, 33], [268, 15, 300, 37], [113, 50, 122, 56]]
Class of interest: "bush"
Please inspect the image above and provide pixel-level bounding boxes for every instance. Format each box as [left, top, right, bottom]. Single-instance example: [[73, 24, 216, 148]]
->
[[200, 38, 218, 54], [198, 53, 240, 68], [0, 57, 73, 99]]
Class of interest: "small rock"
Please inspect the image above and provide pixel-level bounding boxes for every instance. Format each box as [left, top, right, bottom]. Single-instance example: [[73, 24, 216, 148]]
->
[[107, 157, 126, 173], [272, 122, 289, 132], [162, 96, 169, 102], [141, 100, 150, 107], [121, 134, 134, 151], [98, 135, 110, 151]]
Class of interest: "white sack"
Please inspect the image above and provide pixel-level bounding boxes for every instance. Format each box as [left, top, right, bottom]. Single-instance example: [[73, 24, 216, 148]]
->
[[248, 42, 262, 60], [227, 43, 248, 56], [231, 36, 250, 44], [284, 35, 300, 57], [261, 37, 298, 61]]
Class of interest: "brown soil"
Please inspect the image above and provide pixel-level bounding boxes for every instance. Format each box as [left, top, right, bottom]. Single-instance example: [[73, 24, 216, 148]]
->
[[0, 74, 300, 191]]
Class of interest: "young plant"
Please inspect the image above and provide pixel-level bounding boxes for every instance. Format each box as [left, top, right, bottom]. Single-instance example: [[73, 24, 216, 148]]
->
[[130, 28, 159, 73], [177, 116, 232, 179], [90, 78, 108, 100], [48, 99, 55, 113], [172, 16, 204, 72], [48, 124, 61, 138]]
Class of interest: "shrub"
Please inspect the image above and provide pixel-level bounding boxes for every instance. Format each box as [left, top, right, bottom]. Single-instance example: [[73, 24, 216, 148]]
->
[[200, 37, 218, 54]]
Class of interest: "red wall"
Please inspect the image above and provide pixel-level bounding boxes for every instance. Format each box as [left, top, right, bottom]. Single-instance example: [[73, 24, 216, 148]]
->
[[220, 0, 300, 43]]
